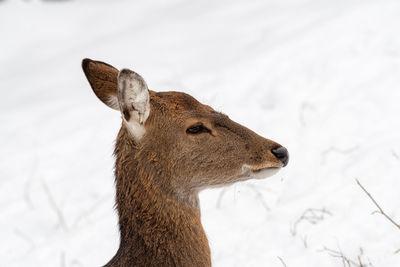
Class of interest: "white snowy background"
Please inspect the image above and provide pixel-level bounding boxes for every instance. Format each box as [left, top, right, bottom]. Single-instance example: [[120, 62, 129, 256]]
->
[[1, 0, 400, 266]]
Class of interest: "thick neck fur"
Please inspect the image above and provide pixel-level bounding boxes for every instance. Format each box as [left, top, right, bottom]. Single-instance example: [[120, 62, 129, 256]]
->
[[104, 127, 211, 267]]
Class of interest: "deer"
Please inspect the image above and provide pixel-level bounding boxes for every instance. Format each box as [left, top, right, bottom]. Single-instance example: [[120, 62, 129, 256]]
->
[[81, 58, 289, 267]]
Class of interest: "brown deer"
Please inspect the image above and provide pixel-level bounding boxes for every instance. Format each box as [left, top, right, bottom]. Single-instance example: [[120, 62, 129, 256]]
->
[[82, 58, 289, 267]]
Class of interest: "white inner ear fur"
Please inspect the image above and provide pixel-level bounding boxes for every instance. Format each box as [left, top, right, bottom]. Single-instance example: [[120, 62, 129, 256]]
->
[[105, 95, 120, 111], [117, 69, 150, 141]]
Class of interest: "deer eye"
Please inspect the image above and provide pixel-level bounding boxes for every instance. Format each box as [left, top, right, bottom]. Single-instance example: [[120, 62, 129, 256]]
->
[[186, 124, 210, 134]]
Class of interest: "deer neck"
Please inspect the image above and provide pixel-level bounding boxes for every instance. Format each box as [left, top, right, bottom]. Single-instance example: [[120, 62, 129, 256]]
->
[[107, 128, 211, 267]]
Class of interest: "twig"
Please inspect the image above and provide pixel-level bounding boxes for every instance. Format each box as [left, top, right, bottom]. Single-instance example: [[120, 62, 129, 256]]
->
[[246, 183, 270, 212], [60, 251, 66, 267], [41, 178, 68, 231], [356, 179, 400, 230], [291, 208, 332, 236], [301, 235, 308, 248], [392, 150, 399, 160], [321, 246, 372, 267], [72, 193, 111, 228], [216, 187, 228, 209], [322, 246, 353, 266], [299, 102, 316, 127], [14, 229, 35, 251], [24, 158, 39, 208], [277, 256, 288, 267]]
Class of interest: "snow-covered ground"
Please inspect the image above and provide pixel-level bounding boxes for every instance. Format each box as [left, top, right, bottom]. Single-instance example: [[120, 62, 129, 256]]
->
[[1, 0, 400, 266]]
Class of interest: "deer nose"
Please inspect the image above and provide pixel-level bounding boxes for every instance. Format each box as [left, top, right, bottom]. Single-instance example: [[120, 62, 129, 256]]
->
[[271, 146, 289, 167]]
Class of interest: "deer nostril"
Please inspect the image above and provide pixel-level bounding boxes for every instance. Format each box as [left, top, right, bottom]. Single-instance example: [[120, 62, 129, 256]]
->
[[271, 146, 289, 167]]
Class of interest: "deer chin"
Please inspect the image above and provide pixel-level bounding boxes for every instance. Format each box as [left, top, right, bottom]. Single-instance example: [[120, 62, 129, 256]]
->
[[241, 164, 281, 180]]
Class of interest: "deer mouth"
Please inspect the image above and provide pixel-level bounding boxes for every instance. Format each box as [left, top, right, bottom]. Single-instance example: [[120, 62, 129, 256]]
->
[[241, 165, 281, 179]]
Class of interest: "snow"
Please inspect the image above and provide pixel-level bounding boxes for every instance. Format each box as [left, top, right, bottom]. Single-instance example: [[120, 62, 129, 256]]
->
[[1, 0, 400, 266]]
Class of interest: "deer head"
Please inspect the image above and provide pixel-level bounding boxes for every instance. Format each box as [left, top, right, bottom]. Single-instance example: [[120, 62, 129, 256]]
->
[[82, 58, 288, 204]]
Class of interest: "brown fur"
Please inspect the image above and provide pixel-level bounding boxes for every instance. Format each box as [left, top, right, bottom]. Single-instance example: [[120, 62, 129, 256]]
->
[[82, 59, 286, 267], [82, 59, 119, 110]]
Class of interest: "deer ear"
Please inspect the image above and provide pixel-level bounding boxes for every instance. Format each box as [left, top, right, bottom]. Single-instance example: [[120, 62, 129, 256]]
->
[[82, 58, 119, 110], [117, 69, 150, 139]]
